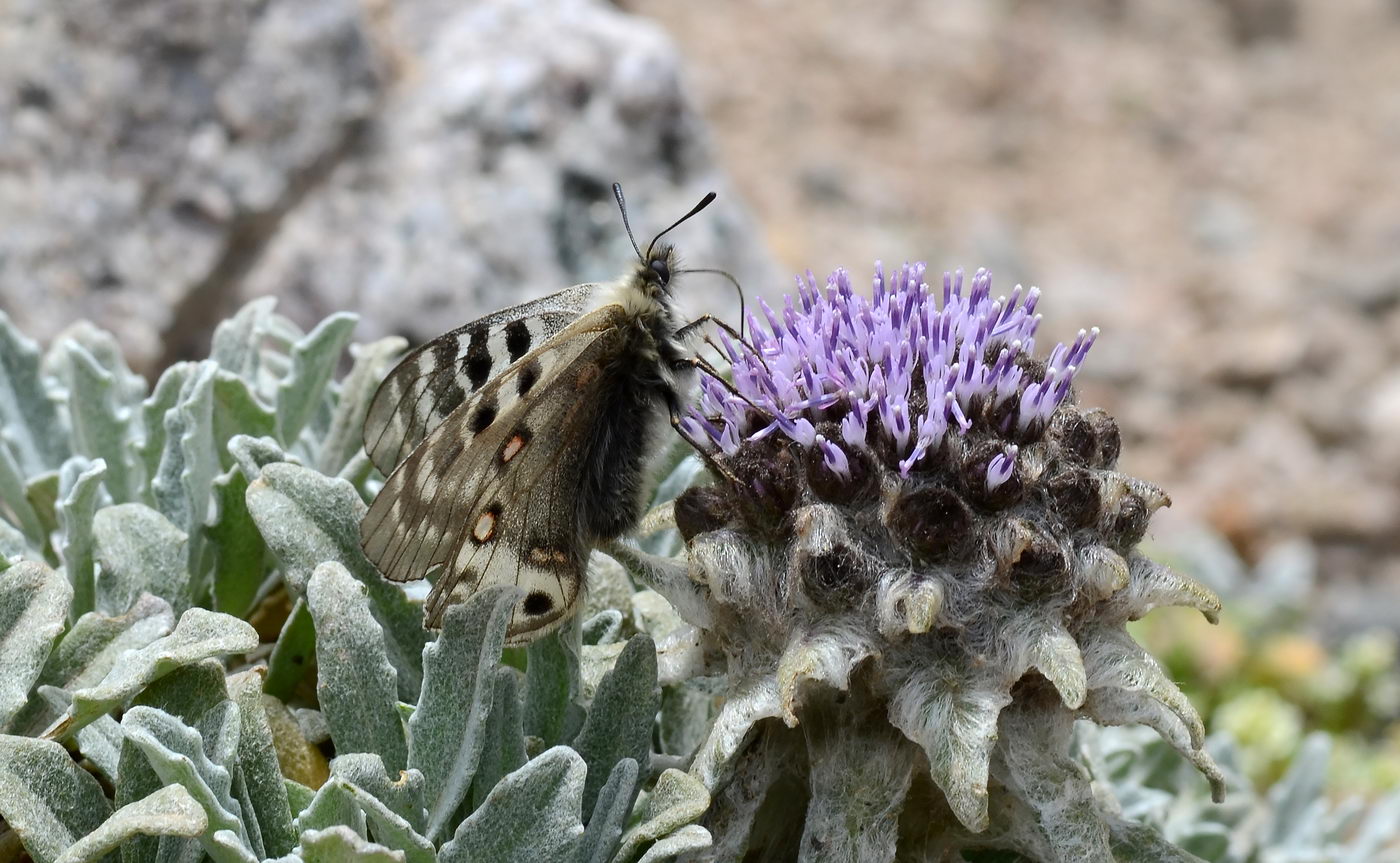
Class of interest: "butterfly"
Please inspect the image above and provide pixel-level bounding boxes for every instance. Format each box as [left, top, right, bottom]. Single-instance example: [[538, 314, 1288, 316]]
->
[[360, 184, 735, 644]]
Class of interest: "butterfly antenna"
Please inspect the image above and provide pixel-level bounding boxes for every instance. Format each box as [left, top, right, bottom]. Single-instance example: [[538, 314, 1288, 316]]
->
[[679, 268, 748, 341], [613, 183, 644, 262], [645, 191, 718, 259]]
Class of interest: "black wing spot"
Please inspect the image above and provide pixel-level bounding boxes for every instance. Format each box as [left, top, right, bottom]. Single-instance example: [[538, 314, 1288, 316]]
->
[[505, 320, 532, 362], [517, 359, 541, 396], [432, 337, 466, 406], [470, 396, 498, 434], [523, 591, 554, 616], [463, 324, 492, 390]]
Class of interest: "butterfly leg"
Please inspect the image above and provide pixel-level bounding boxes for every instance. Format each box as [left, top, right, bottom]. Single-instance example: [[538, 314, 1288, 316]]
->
[[667, 398, 743, 486], [676, 314, 762, 355]]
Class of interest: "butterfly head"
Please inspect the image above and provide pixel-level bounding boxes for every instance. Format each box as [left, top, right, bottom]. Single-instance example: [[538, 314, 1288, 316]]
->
[[640, 243, 678, 296]]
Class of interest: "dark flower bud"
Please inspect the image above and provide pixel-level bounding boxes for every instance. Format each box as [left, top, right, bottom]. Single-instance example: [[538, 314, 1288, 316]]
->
[[885, 485, 976, 563]]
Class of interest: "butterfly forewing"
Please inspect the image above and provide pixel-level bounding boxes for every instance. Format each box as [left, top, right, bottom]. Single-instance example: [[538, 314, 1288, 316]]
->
[[361, 304, 633, 642], [363, 283, 596, 474]]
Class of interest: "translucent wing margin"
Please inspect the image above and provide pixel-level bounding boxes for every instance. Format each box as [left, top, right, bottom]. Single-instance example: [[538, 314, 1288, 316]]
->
[[362, 282, 596, 474]]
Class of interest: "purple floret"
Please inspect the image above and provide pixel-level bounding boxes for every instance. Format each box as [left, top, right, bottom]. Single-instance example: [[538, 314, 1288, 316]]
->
[[691, 264, 1096, 476]]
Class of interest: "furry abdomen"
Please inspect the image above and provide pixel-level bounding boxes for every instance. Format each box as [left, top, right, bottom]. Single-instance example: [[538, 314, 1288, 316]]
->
[[575, 323, 693, 541]]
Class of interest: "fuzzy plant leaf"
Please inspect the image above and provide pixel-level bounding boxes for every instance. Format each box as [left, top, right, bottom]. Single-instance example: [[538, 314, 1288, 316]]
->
[[0, 560, 73, 731], [212, 373, 278, 468], [613, 769, 711, 863], [53, 785, 208, 863], [37, 593, 175, 698], [439, 746, 586, 863], [636, 825, 713, 863], [62, 341, 136, 502], [306, 561, 408, 775], [0, 310, 69, 476], [321, 769, 433, 863], [229, 671, 298, 858], [266, 598, 316, 701], [60, 607, 256, 737], [296, 776, 366, 836], [294, 825, 405, 863], [122, 704, 251, 858], [576, 757, 639, 863], [207, 467, 268, 619], [210, 297, 278, 379], [134, 363, 192, 499], [523, 622, 585, 748], [275, 312, 357, 447], [54, 458, 108, 621], [247, 461, 426, 698], [887, 660, 1013, 833], [92, 502, 190, 616], [330, 753, 427, 832], [410, 585, 516, 841], [0, 436, 47, 545], [468, 666, 528, 813], [571, 634, 660, 816], [318, 336, 408, 476], [150, 360, 219, 545], [0, 735, 113, 863]]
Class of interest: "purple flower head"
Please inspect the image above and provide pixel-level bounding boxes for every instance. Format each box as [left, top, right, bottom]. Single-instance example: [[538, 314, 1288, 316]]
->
[[692, 264, 1096, 476]]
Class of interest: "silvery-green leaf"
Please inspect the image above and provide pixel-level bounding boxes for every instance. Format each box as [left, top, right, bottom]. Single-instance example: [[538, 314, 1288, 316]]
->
[[229, 671, 297, 858], [583, 610, 624, 646], [73, 712, 125, 783], [571, 634, 659, 815], [0, 309, 69, 476], [92, 503, 190, 616], [318, 336, 407, 476], [132, 363, 191, 508], [0, 441, 46, 544], [0, 515, 31, 561], [211, 298, 279, 379], [116, 661, 233, 863], [994, 700, 1112, 861], [266, 598, 315, 701], [410, 586, 515, 841], [1263, 732, 1329, 850], [212, 373, 277, 470], [36, 593, 174, 698], [887, 659, 1012, 833], [0, 560, 71, 731], [612, 769, 710, 863], [275, 313, 357, 447], [523, 620, 584, 748], [53, 785, 208, 863], [324, 770, 433, 863], [62, 607, 256, 736], [246, 461, 424, 698], [25, 470, 61, 544], [469, 666, 528, 813], [207, 467, 268, 619], [54, 458, 108, 620], [689, 675, 781, 791], [1108, 818, 1207, 863], [122, 704, 250, 851], [306, 562, 407, 774], [297, 778, 364, 835], [0, 734, 112, 863], [228, 435, 291, 481], [62, 341, 136, 502], [640, 455, 702, 557], [42, 322, 146, 408], [295, 825, 404, 863], [1028, 621, 1088, 710], [150, 360, 218, 545], [575, 757, 638, 863], [329, 754, 425, 830], [286, 779, 316, 822], [634, 825, 712, 863], [439, 746, 586, 863]]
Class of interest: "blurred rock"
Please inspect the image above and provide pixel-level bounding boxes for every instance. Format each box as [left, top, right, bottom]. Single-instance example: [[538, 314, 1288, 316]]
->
[[0, 0, 775, 373], [0, 0, 379, 372]]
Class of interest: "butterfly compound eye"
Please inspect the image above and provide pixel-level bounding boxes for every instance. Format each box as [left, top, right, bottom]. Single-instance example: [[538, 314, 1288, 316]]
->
[[649, 257, 671, 286]]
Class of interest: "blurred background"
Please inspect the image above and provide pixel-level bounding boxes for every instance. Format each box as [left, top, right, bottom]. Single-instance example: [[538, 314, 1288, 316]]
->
[[3, 0, 1399, 795]]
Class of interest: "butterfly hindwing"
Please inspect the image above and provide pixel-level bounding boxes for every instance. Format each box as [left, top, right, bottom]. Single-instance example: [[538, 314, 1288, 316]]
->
[[363, 282, 597, 474], [361, 304, 633, 642]]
